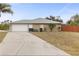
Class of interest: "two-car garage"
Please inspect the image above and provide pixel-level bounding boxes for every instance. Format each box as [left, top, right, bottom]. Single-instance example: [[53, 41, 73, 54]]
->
[[10, 24, 30, 32]]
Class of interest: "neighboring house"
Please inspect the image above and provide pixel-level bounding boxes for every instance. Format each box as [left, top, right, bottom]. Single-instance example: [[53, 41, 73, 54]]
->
[[10, 18, 61, 32]]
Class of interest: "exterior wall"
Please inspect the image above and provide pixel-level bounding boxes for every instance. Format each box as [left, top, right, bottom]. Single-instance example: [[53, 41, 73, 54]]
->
[[53, 24, 61, 32], [44, 24, 61, 32], [44, 24, 50, 32], [32, 24, 58, 32], [61, 25, 79, 32], [32, 24, 61, 32], [10, 23, 61, 32], [32, 24, 49, 32], [33, 24, 40, 31]]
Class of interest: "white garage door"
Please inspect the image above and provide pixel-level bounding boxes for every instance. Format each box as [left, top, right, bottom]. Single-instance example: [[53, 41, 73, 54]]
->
[[11, 24, 29, 31]]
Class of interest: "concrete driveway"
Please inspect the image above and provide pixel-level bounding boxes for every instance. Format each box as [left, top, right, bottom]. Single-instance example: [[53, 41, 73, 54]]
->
[[0, 32, 70, 56]]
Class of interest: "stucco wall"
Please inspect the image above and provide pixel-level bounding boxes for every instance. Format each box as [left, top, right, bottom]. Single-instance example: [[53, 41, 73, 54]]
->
[[32, 24, 50, 32], [53, 25, 61, 32]]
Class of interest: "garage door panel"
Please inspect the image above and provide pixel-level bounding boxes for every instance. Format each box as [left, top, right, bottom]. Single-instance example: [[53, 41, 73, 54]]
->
[[12, 24, 29, 31]]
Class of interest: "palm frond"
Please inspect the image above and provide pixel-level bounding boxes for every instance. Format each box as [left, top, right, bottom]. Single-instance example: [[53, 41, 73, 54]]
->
[[0, 3, 11, 9], [2, 7, 13, 14], [0, 3, 13, 17]]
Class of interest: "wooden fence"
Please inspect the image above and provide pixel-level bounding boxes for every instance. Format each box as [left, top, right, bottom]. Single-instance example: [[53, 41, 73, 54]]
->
[[61, 25, 79, 32]]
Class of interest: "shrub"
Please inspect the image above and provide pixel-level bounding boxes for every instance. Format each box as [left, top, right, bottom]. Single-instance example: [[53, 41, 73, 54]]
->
[[0, 24, 9, 30]]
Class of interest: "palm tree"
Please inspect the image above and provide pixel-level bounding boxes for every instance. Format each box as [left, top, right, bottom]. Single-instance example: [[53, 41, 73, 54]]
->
[[0, 3, 13, 17]]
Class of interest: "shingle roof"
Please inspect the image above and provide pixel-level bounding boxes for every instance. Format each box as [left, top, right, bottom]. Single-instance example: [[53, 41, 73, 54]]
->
[[11, 18, 61, 24]]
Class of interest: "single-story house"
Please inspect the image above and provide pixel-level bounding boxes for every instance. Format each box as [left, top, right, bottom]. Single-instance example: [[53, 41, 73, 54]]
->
[[10, 18, 62, 32]]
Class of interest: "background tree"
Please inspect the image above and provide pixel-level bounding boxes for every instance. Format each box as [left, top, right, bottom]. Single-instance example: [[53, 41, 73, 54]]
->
[[0, 3, 13, 30], [66, 14, 79, 25], [0, 3, 13, 17], [67, 20, 72, 24], [46, 16, 63, 22]]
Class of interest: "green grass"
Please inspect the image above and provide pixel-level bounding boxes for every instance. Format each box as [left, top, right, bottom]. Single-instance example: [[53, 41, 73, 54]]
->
[[0, 32, 7, 43], [32, 32, 79, 56]]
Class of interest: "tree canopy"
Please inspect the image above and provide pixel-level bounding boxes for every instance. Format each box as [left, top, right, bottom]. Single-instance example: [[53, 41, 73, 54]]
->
[[67, 14, 79, 25], [46, 16, 63, 22], [0, 3, 13, 17]]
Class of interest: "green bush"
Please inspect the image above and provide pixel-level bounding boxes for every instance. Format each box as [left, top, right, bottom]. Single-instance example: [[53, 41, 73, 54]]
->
[[69, 21, 78, 26], [0, 24, 9, 30]]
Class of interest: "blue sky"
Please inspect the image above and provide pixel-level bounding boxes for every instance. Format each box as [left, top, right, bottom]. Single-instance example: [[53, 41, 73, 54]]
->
[[0, 3, 79, 23]]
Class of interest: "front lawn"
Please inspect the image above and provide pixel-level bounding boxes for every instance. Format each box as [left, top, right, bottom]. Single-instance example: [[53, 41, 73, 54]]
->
[[0, 32, 7, 43], [32, 32, 79, 55]]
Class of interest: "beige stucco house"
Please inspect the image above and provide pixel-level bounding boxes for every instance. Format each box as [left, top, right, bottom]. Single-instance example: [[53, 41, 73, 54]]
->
[[10, 18, 61, 32]]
